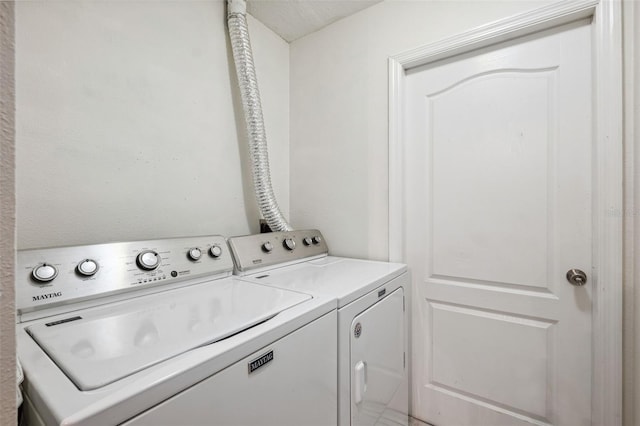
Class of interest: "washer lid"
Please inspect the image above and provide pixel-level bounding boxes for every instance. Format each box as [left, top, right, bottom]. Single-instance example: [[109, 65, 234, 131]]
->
[[26, 279, 311, 391]]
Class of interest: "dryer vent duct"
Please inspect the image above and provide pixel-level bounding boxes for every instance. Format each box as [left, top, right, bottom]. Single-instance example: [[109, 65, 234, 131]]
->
[[227, 0, 293, 232]]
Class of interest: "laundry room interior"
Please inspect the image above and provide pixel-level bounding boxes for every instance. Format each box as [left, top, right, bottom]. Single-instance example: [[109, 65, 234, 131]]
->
[[1, 0, 640, 425]]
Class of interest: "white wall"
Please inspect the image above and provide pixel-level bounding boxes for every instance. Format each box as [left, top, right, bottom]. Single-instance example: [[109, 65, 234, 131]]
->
[[289, 0, 557, 260], [15, 0, 289, 249]]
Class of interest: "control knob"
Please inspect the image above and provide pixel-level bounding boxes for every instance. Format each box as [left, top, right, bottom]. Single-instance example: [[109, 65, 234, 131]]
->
[[312, 236, 322, 245], [262, 242, 273, 253], [137, 250, 160, 270], [32, 263, 58, 283], [187, 247, 202, 261], [77, 259, 99, 277], [209, 245, 222, 258], [283, 238, 296, 251], [302, 237, 312, 246]]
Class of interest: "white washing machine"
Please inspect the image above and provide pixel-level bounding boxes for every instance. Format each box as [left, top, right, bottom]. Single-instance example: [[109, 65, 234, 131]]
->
[[16, 235, 337, 426], [228, 230, 409, 426]]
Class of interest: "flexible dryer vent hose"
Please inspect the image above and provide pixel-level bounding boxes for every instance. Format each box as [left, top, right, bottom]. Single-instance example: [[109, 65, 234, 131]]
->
[[227, 0, 293, 232]]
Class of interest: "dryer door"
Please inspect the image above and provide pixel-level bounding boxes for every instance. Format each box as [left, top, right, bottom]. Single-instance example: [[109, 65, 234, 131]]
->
[[351, 287, 405, 426]]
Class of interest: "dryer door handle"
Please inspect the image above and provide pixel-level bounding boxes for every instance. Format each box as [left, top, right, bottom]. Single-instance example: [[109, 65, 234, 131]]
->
[[354, 360, 367, 404]]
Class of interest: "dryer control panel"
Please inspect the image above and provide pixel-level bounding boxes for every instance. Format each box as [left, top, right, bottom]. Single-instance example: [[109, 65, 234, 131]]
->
[[228, 229, 328, 274], [17, 235, 233, 318]]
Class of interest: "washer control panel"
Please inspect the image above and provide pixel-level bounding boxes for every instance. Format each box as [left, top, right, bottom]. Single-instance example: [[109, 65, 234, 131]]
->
[[17, 235, 232, 316], [228, 229, 328, 274]]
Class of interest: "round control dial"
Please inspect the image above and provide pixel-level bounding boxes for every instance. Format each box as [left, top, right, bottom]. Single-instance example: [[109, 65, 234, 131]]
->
[[302, 237, 312, 246], [137, 250, 160, 270], [283, 238, 296, 251], [209, 245, 222, 258], [77, 259, 99, 277], [312, 236, 322, 245], [187, 247, 202, 261], [262, 242, 273, 253], [32, 263, 58, 283]]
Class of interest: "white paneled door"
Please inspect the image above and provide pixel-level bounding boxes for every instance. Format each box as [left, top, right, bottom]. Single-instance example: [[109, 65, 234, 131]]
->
[[404, 20, 592, 426]]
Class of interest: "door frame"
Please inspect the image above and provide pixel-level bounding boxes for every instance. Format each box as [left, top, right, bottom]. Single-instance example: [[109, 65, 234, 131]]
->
[[387, 0, 623, 424]]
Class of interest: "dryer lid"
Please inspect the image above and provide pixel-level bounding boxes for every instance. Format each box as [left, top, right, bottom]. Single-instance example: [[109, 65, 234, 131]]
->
[[27, 279, 311, 391]]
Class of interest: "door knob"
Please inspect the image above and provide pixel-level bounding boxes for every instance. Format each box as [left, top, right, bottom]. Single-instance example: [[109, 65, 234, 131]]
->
[[566, 269, 587, 286]]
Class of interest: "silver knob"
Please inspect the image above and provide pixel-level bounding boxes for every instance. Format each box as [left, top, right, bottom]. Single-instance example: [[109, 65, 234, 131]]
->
[[187, 247, 202, 261], [137, 250, 160, 270], [262, 242, 273, 253], [566, 269, 587, 286], [302, 237, 312, 246], [283, 238, 296, 251], [77, 259, 99, 277], [312, 236, 322, 245], [32, 263, 58, 283], [209, 245, 222, 258]]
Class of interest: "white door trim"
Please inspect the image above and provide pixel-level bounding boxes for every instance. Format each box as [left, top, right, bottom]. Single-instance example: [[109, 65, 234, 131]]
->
[[388, 0, 623, 424]]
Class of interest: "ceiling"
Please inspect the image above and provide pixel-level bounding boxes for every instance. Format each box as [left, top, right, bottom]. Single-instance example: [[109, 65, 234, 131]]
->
[[246, 0, 383, 42]]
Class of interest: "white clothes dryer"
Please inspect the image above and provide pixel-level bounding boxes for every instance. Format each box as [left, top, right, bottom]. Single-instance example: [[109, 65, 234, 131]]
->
[[16, 235, 337, 426], [229, 230, 409, 426]]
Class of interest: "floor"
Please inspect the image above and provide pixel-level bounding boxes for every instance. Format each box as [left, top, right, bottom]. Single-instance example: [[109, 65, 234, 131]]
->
[[409, 416, 433, 426]]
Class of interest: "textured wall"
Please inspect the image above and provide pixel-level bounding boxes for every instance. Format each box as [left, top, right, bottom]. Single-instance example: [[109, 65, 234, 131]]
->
[[623, 1, 640, 424], [0, 2, 16, 425], [15, 0, 289, 249], [289, 0, 556, 260], [635, 1, 640, 420]]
